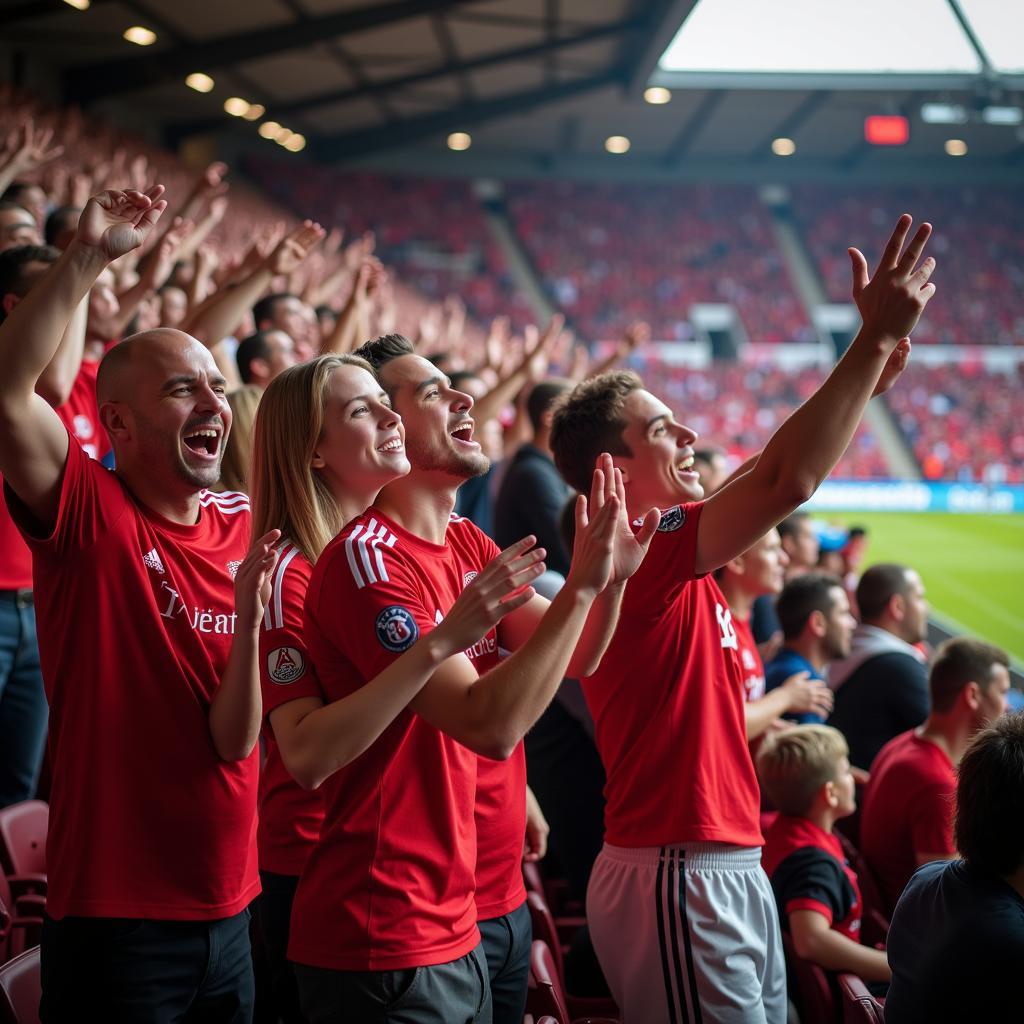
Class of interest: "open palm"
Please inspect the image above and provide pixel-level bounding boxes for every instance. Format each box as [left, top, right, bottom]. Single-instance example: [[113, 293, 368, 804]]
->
[[77, 186, 167, 260], [592, 453, 661, 585]]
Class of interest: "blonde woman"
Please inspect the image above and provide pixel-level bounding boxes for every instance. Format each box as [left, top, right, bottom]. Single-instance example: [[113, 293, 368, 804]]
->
[[248, 354, 544, 1022], [217, 383, 261, 492]]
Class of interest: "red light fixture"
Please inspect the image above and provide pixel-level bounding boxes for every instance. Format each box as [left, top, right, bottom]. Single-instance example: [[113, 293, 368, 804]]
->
[[865, 115, 909, 145]]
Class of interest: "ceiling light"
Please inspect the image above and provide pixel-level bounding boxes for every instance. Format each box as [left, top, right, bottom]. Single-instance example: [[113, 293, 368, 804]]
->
[[274, 126, 294, 144], [945, 138, 968, 156], [982, 105, 1023, 125], [186, 73, 215, 94], [224, 97, 250, 117], [258, 121, 281, 140], [921, 102, 968, 124], [122, 26, 156, 46], [63, 0, 89, 9], [284, 134, 306, 153], [447, 132, 472, 151], [242, 104, 265, 121], [605, 135, 630, 154], [772, 137, 796, 156], [644, 86, 672, 105]]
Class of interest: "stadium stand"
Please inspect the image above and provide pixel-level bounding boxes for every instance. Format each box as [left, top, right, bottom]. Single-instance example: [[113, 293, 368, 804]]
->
[[506, 180, 813, 345]]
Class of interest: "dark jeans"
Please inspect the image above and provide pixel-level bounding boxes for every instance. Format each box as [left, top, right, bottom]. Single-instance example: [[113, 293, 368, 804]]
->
[[40, 909, 255, 1023], [294, 943, 491, 1024], [0, 591, 48, 807], [253, 871, 305, 1023], [478, 902, 531, 1024]]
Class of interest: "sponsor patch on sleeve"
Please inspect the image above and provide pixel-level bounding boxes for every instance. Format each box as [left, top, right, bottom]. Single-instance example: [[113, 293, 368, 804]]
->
[[267, 646, 305, 685], [375, 605, 420, 653]]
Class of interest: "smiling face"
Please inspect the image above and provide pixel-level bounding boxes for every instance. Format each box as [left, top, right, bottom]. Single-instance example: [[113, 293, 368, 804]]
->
[[377, 353, 489, 481], [615, 388, 701, 511], [743, 529, 790, 597], [100, 330, 232, 493], [312, 363, 410, 501]]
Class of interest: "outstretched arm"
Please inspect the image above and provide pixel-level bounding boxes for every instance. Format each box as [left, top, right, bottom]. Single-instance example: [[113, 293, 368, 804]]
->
[[696, 215, 935, 574], [0, 187, 166, 527]]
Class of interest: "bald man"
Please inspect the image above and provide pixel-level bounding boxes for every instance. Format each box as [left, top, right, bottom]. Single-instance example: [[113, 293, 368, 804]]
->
[[0, 187, 278, 1022]]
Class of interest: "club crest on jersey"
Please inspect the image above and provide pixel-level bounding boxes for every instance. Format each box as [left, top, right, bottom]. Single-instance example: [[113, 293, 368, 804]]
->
[[464, 571, 478, 587], [375, 606, 419, 652], [657, 506, 685, 533], [268, 646, 305, 684]]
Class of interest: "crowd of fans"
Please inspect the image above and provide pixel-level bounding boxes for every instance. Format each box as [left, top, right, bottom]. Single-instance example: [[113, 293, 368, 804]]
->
[[0, 78, 1022, 1024], [506, 180, 813, 345], [884, 362, 1024, 484], [792, 184, 1024, 347]]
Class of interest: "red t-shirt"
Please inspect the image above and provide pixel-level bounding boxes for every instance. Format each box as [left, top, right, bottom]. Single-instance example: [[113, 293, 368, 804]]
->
[[0, 488, 33, 590], [55, 360, 110, 463], [475, 745, 527, 921], [861, 730, 956, 915], [584, 502, 762, 848], [763, 815, 863, 941], [257, 542, 325, 877], [6, 436, 258, 920], [733, 614, 766, 702], [291, 509, 503, 971]]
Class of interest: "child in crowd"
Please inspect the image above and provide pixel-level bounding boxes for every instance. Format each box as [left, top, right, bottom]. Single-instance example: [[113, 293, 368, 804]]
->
[[759, 725, 891, 984]]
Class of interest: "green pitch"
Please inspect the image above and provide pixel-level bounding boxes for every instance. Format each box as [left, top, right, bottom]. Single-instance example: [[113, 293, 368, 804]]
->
[[818, 512, 1024, 664]]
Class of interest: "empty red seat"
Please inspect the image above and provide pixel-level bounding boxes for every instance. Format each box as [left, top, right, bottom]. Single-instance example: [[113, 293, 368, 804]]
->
[[838, 973, 885, 1023], [0, 946, 40, 1024], [0, 803, 47, 878]]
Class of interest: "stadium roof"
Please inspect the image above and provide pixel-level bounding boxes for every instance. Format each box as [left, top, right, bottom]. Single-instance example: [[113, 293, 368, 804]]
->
[[1, 0, 1022, 180]]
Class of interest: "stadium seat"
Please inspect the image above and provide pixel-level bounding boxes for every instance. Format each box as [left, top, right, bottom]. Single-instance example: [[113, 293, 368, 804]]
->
[[834, 831, 890, 946], [838, 973, 885, 1024], [0, 803, 47, 878], [525, 892, 618, 1020], [782, 930, 839, 1024], [0, 876, 43, 964], [0, 946, 40, 1024], [526, 939, 619, 1024]]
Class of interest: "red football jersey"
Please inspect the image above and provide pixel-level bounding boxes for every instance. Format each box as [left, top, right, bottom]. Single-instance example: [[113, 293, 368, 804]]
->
[[583, 502, 762, 848], [861, 730, 956, 915], [733, 614, 766, 702], [291, 509, 503, 971], [475, 744, 527, 921], [258, 542, 326, 876], [763, 815, 863, 941], [55, 360, 110, 462], [0, 486, 32, 590], [6, 435, 258, 920]]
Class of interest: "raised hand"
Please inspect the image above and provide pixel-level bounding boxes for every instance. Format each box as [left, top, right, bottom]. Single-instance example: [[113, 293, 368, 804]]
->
[[267, 220, 325, 276], [565, 458, 623, 598], [434, 534, 546, 655], [872, 337, 911, 397], [595, 452, 660, 585], [622, 320, 650, 353], [3, 119, 64, 175], [77, 186, 168, 261], [233, 530, 282, 632], [849, 214, 936, 344]]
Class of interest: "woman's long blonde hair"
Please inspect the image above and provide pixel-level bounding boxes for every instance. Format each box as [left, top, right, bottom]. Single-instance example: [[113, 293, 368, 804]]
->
[[217, 384, 263, 493], [251, 354, 375, 563]]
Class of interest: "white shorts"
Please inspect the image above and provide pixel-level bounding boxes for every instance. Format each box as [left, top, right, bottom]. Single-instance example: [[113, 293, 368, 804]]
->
[[587, 843, 786, 1024]]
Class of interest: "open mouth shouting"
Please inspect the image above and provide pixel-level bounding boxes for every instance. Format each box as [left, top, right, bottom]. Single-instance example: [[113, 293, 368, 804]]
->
[[675, 452, 698, 481], [182, 423, 223, 461], [449, 419, 479, 450]]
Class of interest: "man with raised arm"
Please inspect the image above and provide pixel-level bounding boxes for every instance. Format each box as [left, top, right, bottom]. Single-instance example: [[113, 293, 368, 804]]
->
[[0, 187, 279, 1022], [287, 333, 658, 1024], [549, 216, 936, 1023]]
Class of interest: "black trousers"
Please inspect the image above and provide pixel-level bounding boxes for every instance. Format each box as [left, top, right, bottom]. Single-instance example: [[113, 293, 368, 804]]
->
[[40, 908, 254, 1023], [294, 943, 491, 1024], [252, 871, 306, 1023], [478, 902, 531, 1024]]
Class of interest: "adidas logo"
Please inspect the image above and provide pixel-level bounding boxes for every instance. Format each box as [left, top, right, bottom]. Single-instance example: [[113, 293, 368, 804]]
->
[[142, 548, 165, 575], [226, 560, 242, 580]]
